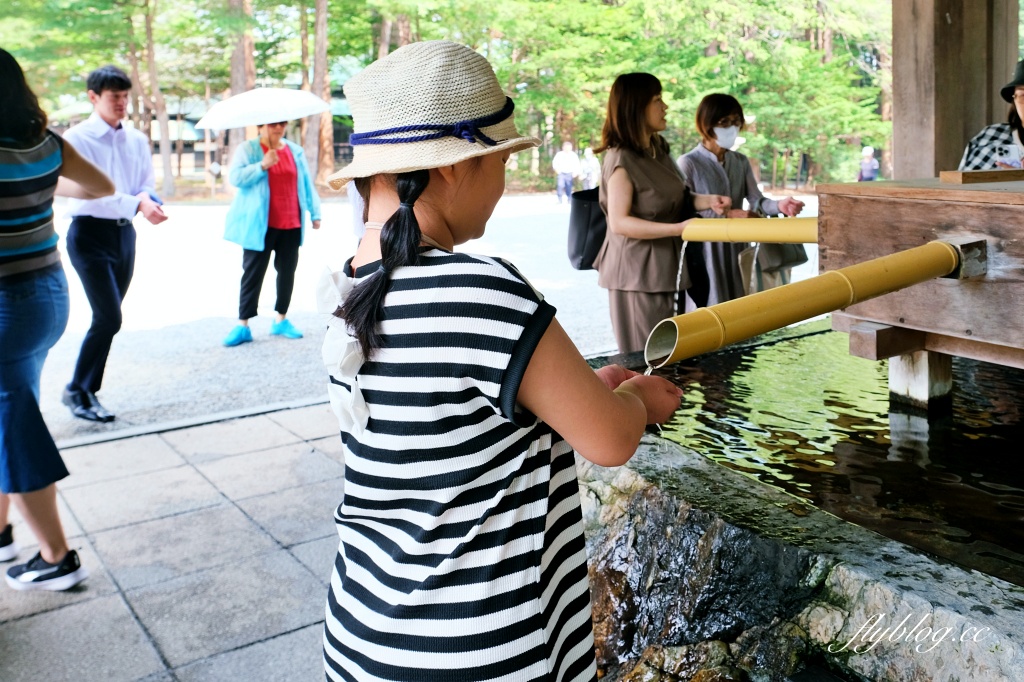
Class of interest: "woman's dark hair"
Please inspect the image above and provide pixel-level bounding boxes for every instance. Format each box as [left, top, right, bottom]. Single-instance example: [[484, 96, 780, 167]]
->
[[338, 169, 430, 357], [595, 73, 662, 154], [1008, 105, 1024, 141], [695, 93, 745, 141], [86, 65, 132, 94], [0, 48, 48, 142]]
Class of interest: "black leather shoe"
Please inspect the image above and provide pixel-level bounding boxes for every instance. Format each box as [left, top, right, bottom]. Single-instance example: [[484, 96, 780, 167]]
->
[[84, 392, 114, 422], [62, 388, 115, 423]]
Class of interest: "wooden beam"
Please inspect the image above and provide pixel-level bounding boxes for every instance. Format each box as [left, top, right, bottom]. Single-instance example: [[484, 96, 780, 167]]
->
[[849, 322, 926, 360], [939, 169, 1024, 184]]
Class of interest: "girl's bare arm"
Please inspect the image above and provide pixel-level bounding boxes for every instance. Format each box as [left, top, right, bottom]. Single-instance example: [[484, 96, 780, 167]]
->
[[517, 318, 681, 467]]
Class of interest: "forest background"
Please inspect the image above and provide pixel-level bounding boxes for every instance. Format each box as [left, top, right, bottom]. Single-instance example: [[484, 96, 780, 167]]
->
[[2, 0, 897, 196]]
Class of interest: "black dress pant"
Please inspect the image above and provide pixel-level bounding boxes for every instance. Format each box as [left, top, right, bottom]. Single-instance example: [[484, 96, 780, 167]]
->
[[65, 216, 136, 394], [239, 227, 301, 320]]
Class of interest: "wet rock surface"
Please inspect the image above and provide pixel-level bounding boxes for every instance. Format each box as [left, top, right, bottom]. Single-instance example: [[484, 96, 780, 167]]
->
[[577, 439, 1024, 681]]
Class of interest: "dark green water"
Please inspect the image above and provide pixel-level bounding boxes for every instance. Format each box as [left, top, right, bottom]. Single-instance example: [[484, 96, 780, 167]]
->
[[656, 324, 1024, 587]]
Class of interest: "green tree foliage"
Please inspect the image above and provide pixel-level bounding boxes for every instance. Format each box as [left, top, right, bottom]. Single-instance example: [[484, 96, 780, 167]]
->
[[3, 0, 891, 185]]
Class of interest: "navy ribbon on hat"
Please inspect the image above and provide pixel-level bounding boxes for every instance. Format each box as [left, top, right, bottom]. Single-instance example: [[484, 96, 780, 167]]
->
[[349, 97, 515, 146]]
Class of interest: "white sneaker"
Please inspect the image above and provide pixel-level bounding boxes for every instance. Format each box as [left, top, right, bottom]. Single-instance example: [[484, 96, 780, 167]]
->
[[0, 524, 18, 562]]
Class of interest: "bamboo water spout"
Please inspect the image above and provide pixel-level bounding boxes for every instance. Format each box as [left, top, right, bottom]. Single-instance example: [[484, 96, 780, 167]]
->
[[682, 217, 818, 243], [645, 241, 966, 368]]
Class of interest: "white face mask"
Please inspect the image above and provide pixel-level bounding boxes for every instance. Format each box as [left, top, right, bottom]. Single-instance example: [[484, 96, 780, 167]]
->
[[713, 125, 740, 150]]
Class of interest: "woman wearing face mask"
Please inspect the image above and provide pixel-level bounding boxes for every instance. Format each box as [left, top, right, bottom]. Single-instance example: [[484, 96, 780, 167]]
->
[[677, 93, 804, 307], [594, 74, 730, 353]]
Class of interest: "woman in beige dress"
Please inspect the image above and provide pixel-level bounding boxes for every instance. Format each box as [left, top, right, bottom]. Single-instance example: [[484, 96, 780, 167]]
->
[[594, 73, 729, 353]]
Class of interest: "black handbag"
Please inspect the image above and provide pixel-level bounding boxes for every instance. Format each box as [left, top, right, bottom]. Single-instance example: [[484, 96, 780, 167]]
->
[[750, 197, 807, 273], [567, 188, 606, 270]]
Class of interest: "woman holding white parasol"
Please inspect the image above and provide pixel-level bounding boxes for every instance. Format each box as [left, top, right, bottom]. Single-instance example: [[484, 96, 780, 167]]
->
[[197, 88, 326, 346]]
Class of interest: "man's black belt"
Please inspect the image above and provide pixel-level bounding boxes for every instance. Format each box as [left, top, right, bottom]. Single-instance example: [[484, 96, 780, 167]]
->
[[75, 216, 133, 226]]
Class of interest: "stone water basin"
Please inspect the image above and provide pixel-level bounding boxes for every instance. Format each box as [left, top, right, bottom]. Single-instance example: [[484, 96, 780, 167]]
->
[[580, 318, 1024, 681]]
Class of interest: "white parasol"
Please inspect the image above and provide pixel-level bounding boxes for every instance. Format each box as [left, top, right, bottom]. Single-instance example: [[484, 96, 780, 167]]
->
[[194, 88, 330, 130]]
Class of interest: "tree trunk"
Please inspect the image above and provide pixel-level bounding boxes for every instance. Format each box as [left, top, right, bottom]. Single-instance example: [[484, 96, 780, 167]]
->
[[378, 17, 393, 59], [312, 0, 333, 185], [228, 0, 255, 163], [204, 80, 214, 197], [396, 14, 411, 46], [144, 0, 174, 197], [175, 109, 183, 178], [771, 150, 778, 190], [299, 1, 311, 150], [780, 149, 791, 191], [879, 45, 893, 180], [125, 18, 145, 132]]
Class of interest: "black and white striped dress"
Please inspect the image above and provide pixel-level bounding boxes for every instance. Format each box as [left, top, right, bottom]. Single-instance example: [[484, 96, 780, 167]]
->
[[319, 249, 597, 682]]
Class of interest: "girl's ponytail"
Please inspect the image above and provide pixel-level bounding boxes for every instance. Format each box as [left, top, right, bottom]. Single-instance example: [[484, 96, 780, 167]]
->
[[338, 169, 430, 357]]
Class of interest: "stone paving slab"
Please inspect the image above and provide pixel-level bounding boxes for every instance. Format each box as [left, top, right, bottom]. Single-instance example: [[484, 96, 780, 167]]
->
[[0, 594, 165, 682], [61, 464, 223, 533], [194, 441, 344, 500], [160, 414, 304, 462], [267, 402, 339, 441], [309, 434, 345, 464], [291, 535, 340, 587], [174, 624, 325, 681], [0, 405, 343, 681], [125, 549, 324, 668], [236, 478, 342, 547], [59, 434, 186, 489], [91, 504, 280, 591]]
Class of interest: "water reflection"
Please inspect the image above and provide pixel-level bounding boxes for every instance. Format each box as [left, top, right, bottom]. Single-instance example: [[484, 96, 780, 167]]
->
[[657, 328, 1024, 586]]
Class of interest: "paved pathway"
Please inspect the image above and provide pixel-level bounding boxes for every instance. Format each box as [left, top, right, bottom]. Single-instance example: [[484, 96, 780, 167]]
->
[[1, 403, 343, 682]]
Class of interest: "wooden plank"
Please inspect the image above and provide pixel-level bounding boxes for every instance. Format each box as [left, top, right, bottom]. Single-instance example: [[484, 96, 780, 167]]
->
[[833, 316, 1024, 370], [924, 333, 1024, 369], [940, 169, 1024, 184], [818, 193, 1024, 351], [833, 314, 1024, 369], [817, 179, 1024, 204]]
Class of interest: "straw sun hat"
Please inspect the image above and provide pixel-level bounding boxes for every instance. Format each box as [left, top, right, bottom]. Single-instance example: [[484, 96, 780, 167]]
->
[[325, 40, 540, 190]]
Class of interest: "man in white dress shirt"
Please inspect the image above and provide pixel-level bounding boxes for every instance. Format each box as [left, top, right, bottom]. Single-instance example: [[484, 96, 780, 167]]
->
[[61, 65, 168, 422], [551, 141, 581, 204]]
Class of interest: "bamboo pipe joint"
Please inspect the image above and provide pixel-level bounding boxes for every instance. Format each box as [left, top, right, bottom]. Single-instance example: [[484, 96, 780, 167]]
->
[[645, 240, 968, 369]]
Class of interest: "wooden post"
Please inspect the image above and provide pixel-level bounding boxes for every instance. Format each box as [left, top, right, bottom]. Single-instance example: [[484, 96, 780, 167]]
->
[[888, 350, 952, 412], [892, 0, 1019, 179]]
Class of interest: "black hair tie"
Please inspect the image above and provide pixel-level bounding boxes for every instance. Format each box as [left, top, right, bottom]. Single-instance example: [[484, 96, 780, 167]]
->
[[399, 202, 415, 210]]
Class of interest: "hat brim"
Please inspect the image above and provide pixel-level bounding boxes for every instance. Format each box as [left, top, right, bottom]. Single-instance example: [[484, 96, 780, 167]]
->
[[326, 135, 540, 190]]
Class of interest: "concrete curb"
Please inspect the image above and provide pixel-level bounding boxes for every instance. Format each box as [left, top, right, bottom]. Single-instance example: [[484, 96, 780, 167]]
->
[[56, 395, 330, 451]]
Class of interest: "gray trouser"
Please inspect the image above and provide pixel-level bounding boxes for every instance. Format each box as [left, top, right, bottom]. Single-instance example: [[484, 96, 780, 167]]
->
[[607, 289, 675, 355]]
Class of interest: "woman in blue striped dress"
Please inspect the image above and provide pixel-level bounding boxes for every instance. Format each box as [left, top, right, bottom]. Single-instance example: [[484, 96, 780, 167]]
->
[[318, 41, 684, 681], [0, 48, 114, 591]]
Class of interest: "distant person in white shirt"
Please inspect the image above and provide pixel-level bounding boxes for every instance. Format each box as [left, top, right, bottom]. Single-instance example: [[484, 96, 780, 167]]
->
[[61, 65, 168, 423], [552, 141, 581, 203]]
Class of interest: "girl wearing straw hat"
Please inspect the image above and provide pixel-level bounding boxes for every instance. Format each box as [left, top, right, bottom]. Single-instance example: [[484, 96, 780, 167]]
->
[[318, 40, 683, 681]]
